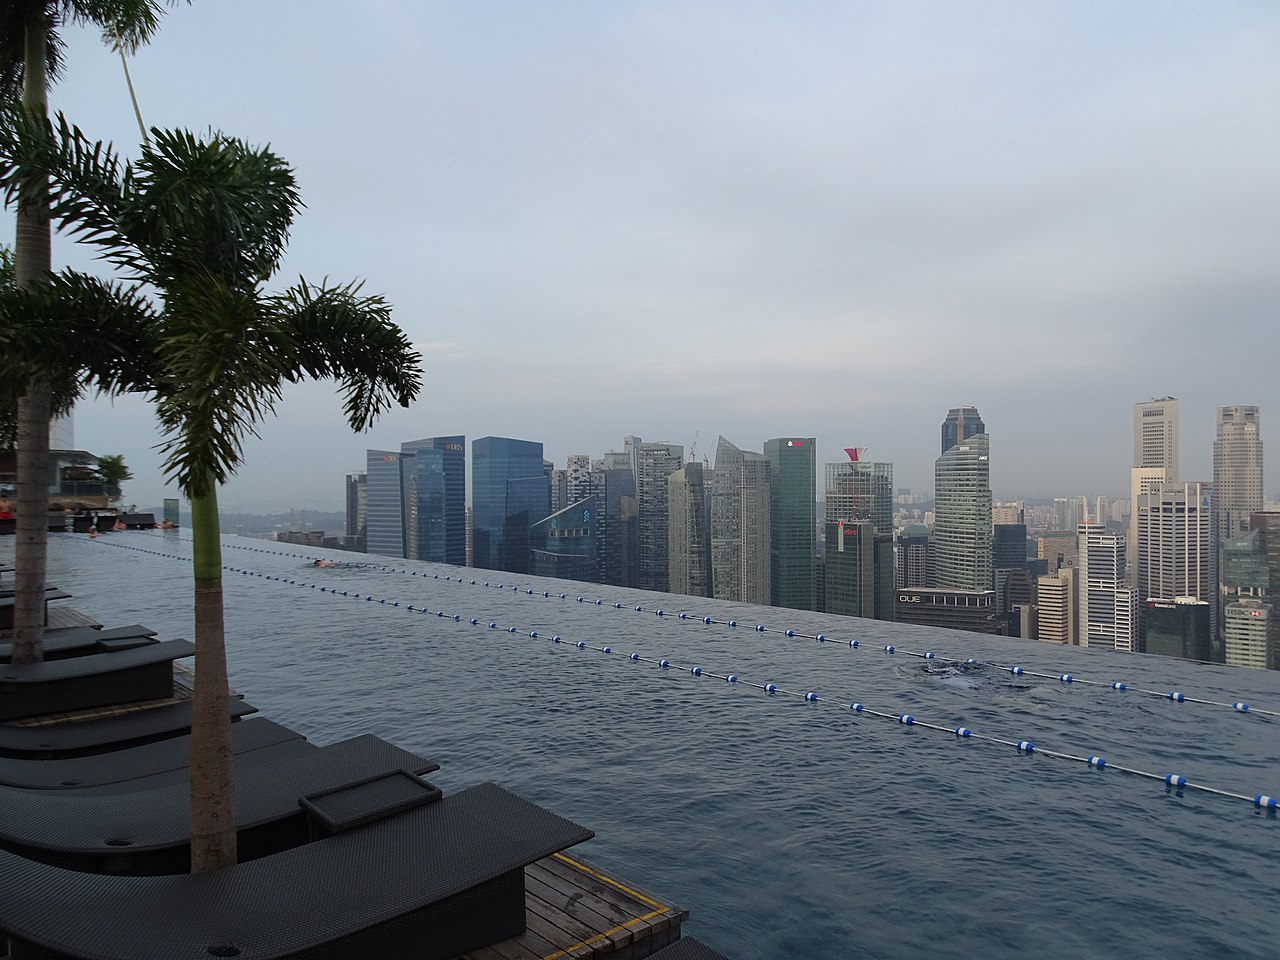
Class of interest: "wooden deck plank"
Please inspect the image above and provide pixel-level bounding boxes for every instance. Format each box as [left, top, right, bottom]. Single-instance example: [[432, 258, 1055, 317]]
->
[[525, 873, 633, 953], [520, 904, 598, 960], [527, 862, 661, 949], [501, 920, 565, 959], [535, 856, 670, 938]]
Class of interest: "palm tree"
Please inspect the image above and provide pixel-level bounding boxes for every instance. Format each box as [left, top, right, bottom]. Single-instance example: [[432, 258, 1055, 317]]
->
[[0, 114, 423, 872], [0, 0, 183, 664]]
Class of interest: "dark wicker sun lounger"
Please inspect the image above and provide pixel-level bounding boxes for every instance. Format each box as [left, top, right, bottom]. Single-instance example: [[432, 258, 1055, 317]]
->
[[0, 638, 194, 721], [0, 624, 157, 662], [647, 938, 733, 960], [0, 781, 593, 960], [0, 733, 440, 874], [0, 716, 306, 790], [0, 587, 73, 629], [0, 698, 258, 759]]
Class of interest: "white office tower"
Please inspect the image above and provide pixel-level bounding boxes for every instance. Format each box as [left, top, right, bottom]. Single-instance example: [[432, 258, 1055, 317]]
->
[[1129, 398, 1179, 582], [1134, 397, 1179, 475], [1137, 481, 1216, 627], [1077, 524, 1138, 652], [931, 434, 992, 591], [1213, 406, 1263, 543], [1223, 599, 1273, 670]]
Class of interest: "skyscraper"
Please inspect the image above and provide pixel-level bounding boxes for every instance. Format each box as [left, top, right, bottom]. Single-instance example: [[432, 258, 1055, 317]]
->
[[711, 437, 771, 604], [896, 524, 931, 589], [825, 519, 874, 619], [825, 449, 893, 535], [931, 432, 992, 592], [1133, 397, 1179, 475], [1213, 405, 1263, 543], [400, 436, 466, 565], [628, 438, 684, 592], [1130, 397, 1180, 580], [668, 462, 712, 598], [472, 437, 548, 573], [764, 438, 817, 611], [941, 406, 985, 455], [1037, 567, 1078, 645], [1077, 524, 1138, 652], [530, 497, 598, 581], [344, 472, 367, 552], [1137, 481, 1216, 647], [363, 438, 466, 561], [365, 450, 406, 558]]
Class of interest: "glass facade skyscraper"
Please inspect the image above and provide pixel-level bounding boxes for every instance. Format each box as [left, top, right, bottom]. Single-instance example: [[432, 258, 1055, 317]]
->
[[364, 437, 466, 561], [711, 437, 771, 604], [400, 436, 466, 565], [931, 432, 992, 592], [941, 406, 985, 455], [1213, 405, 1263, 543], [825, 454, 893, 536], [765, 437, 816, 611], [365, 450, 405, 558], [627, 438, 684, 592], [472, 436, 549, 573]]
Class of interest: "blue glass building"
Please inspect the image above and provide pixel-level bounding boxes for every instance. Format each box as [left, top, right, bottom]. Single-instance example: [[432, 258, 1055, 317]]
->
[[401, 437, 466, 565], [364, 437, 466, 561], [531, 496, 599, 581], [472, 437, 549, 573]]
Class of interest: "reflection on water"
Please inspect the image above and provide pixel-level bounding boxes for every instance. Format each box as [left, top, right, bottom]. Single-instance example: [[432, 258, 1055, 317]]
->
[[14, 531, 1280, 960]]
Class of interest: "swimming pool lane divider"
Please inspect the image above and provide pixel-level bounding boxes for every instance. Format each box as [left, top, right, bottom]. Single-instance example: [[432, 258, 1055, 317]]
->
[[82, 534, 1280, 814], [153, 536, 1279, 722]]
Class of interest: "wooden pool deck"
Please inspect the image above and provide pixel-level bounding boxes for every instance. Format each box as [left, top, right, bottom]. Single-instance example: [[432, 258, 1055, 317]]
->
[[460, 852, 687, 960]]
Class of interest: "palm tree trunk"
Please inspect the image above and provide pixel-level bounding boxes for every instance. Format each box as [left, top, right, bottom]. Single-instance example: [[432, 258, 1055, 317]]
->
[[10, 3, 53, 666], [188, 484, 237, 873]]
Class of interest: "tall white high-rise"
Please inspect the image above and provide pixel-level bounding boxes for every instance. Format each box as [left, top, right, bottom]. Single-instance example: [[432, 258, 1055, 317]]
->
[[1213, 405, 1263, 543], [1077, 524, 1138, 652], [1137, 480, 1216, 629], [1133, 397, 1179, 475], [1129, 398, 1179, 583], [931, 433, 992, 592]]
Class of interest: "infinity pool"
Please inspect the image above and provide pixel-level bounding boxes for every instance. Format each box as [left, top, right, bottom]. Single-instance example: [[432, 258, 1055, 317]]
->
[[18, 531, 1280, 960]]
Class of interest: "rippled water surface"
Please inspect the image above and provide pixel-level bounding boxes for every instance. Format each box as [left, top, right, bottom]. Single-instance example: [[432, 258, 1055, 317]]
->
[[14, 532, 1280, 960]]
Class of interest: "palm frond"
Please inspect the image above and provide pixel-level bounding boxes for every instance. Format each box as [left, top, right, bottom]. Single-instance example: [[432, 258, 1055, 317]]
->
[[0, 2, 66, 100], [65, 0, 189, 54], [151, 272, 289, 497], [133, 129, 301, 289], [0, 268, 160, 393], [267, 278, 424, 432], [0, 108, 139, 271]]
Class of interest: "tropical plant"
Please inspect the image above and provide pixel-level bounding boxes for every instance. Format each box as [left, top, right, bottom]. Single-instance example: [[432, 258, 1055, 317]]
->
[[0, 114, 423, 872], [93, 453, 132, 502], [0, 0, 184, 664]]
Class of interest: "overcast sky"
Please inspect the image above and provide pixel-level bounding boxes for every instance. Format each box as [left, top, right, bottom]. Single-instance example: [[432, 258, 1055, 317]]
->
[[42, 1, 1280, 512]]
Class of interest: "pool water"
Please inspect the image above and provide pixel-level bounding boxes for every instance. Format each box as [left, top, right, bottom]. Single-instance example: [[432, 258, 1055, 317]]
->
[[17, 531, 1280, 960]]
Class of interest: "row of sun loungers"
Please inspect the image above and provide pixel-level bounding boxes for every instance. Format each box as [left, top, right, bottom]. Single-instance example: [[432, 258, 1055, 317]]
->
[[0, 617, 601, 960]]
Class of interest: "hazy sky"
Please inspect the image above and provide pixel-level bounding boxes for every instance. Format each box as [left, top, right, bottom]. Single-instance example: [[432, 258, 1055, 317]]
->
[[41, 1, 1280, 512]]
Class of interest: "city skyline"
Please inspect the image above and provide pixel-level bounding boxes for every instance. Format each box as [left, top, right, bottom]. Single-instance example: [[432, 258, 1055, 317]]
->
[[40, 2, 1280, 511]]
